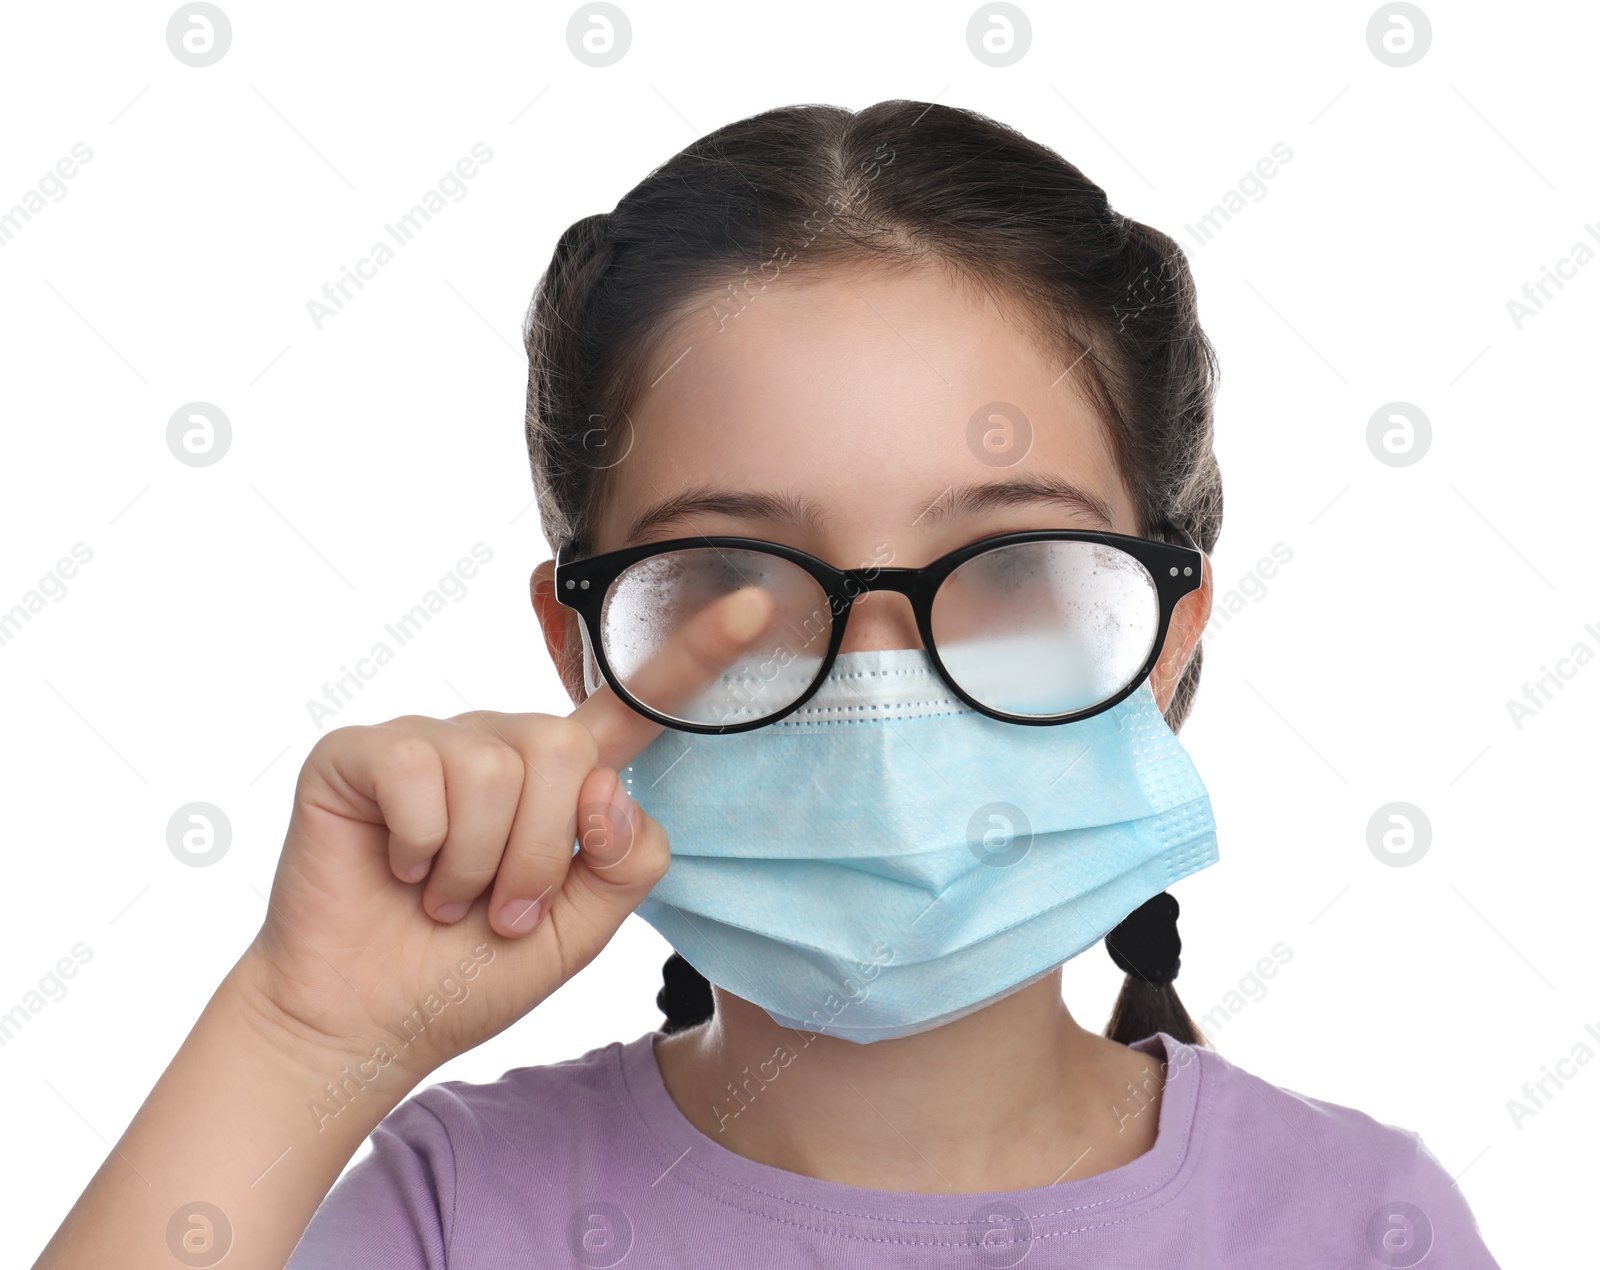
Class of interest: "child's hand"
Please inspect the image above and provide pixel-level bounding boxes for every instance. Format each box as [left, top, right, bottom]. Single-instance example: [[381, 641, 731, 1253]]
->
[[238, 584, 773, 1078]]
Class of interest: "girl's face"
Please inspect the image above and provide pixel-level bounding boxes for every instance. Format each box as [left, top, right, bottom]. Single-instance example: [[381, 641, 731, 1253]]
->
[[538, 262, 1210, 712]]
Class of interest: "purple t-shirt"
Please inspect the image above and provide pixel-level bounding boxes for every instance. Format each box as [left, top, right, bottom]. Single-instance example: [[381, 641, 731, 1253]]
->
[[287, 1029, 1500, 1268]]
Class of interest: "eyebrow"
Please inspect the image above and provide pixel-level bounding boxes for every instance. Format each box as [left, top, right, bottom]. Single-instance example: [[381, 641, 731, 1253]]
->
[[914, 477, 1118, 532], [621, 476, 1118, 545]]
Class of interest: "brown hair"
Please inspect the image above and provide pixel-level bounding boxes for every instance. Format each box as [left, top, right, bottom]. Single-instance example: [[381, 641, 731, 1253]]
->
[[523, 100, 1223, 1049]]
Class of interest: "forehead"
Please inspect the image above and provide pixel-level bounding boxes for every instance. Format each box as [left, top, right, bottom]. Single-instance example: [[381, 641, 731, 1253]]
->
[[592, 262, 1135, 551]]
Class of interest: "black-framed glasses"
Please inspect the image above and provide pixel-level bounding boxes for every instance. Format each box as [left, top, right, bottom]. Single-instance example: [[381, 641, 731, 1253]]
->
[[554, 527, 1203, 734]]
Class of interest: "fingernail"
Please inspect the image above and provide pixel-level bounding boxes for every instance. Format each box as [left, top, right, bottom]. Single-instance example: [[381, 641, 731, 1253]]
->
[[499, 897, 544, 936], [401, 860, 429, 883], [724, 586, 770, 642], [434, 900, 470, 924]]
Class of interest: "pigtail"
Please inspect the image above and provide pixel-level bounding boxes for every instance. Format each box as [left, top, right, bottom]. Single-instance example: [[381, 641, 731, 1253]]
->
[[1105, 978, 1207, 1048]]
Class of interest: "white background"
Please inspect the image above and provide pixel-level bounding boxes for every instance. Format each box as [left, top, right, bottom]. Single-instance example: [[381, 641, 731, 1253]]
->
[[2, 0, 1594, 1262]]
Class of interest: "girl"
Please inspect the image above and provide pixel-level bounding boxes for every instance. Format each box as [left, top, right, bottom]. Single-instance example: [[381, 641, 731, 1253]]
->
[[39, 100, 1499, 1268]]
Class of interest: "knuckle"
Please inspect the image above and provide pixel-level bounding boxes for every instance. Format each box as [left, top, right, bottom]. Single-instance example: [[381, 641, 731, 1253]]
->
[[528, 714, 599, 773], [454, 740, 524, 790], [379, 712, 434, 731], [377, 733, 440, 782], [318, 722, 359, 747], [308, 722, 362, 764]]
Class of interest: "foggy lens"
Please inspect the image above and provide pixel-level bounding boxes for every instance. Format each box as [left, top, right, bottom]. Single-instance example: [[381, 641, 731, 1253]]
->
[[601, 547, 833, 726], [930, 541, 1159, 716]]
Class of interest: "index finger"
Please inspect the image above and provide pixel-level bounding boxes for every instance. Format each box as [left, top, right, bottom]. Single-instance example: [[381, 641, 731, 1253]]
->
[[570, 583, 775, 771]]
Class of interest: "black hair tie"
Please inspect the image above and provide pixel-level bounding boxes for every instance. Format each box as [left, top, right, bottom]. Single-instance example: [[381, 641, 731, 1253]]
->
[[656, 952, 714, 1033], [1105, 892, 1182, 986]]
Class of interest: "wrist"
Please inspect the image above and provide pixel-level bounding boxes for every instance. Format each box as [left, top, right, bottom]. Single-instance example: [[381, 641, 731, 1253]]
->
[[222, 948, 439, 1095]]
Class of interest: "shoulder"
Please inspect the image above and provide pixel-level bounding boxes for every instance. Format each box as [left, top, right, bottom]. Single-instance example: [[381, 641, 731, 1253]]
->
[[1189, 1038, 1421, 1158], [336, 1030, 645, 1197], [1158, 1034, 1497, 1263], [395, 1033, 637, 1154], [1178, 1035, 1437, 1181], [289, 1037, 651, 1267]]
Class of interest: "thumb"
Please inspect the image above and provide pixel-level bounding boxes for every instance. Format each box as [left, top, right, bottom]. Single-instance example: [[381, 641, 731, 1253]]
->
[[548, 765, 671, 967]]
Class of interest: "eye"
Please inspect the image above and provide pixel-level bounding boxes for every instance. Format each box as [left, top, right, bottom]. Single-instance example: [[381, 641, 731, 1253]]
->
[[960, 548, 1031, 589]]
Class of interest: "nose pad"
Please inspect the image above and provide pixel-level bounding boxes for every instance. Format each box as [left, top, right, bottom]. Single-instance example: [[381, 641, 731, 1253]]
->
[[836, 590, 924, 656]]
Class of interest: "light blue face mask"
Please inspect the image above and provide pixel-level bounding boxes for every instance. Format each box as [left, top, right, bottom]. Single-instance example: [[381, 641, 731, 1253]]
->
[[620, 645, 1218, 1044]]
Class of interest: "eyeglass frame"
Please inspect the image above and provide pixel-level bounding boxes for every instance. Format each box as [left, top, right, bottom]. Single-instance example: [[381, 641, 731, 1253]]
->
[[554, 524, 1205, 734]]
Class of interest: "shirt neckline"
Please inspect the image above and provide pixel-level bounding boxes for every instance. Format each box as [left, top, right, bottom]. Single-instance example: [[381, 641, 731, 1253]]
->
[[611, 1027, 1205, 1246]]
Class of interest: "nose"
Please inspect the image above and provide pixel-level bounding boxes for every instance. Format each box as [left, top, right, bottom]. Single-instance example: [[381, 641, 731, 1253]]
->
[[835, 589, 924, 655]]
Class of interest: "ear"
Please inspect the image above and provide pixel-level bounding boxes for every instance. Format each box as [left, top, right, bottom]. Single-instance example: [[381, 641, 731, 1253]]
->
[[530, 559, 588, 707], [1148, 550, 1213, 715]]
